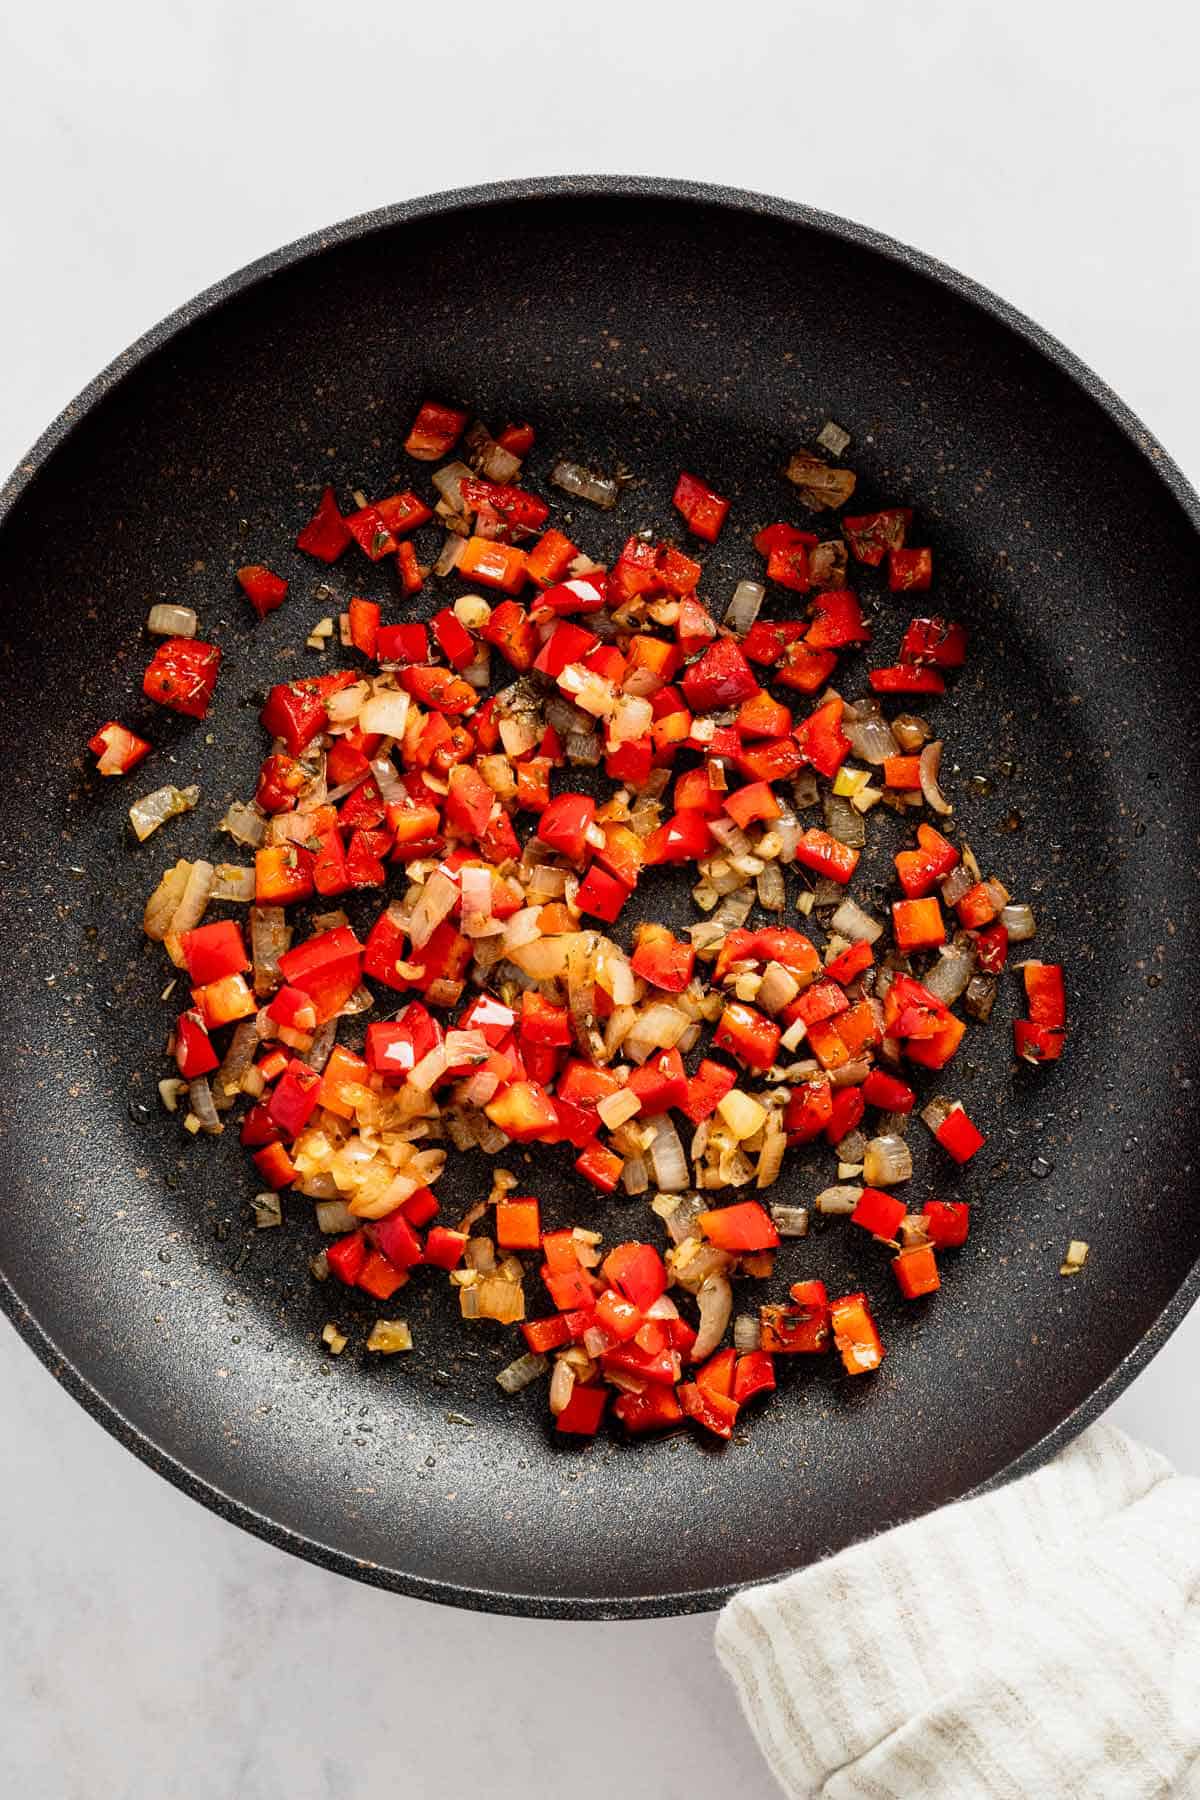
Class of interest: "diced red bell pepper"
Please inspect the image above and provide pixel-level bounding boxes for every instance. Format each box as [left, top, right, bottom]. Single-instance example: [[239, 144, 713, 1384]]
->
[[518, 990, 570, 1050], [724, 781, 780, 829], [555, 1383, 608, 1435], [869, 664, 945, 695], [377, 622, 430, 665], [430, 607, 477, 671], [357, 1249, 408, 1301], [369, 1210, 424, 1270], [267, 1058, 323, 1138], [1024, 962, 1066, 1029], [576, 1142, 624, 1191], [714, 1002, 780, 1072], [460, 478, 549, 533], [326, 1230, 368, 1286], [296, 485, 351, 562], [260, 670, 357, 754], [594, 822, 644, 890], [174, 1009, 219, 1079], [403, 400, 468, 460], [795, 828, 859, 885], [480, 600, 536, 670], [604, 736, 655, 787], [526, 529, 579, 588], [956, 882, 1000, 929], [143, 638, 221, 720], [252, 1141, 296, 1190], [775, 641, 839, 694], [806, 590, 869, 649], [974, 922, 1009, 973], [677, 1382, 738, 1439], [789, 980, 849, 1027], [631, 925, 695, 993], [697, 1200, 780, 1252], [851, 1187, 907, 1240], [783, 1077, 834, 1143], [628, 1048, 688, 1115], [681, 1058, 738, 1124], [254, 844, 314, 906], [317, 1045, 369, 1119], [88, 721, 151, 775], [922, 1200, 970, 1248], [673, 470, 729, 542], [613, 1385, 685, 1433], [754, 522, 816, 592], [642, 810, 714, 865], [1013, 1018, 1066, 1064], [842, 508, 911, 567], [826, 1083, 865, 1145], [265, 982, 317, 1035], [485, 1080, 559, 1144], [895, 824, 960, 898], [534, 620, 600, 680], [795, 695, 851, 778], [862, 1069, 916, 1113], [338, 775, 386, 830], [681, 638, 758, 711], [934, 1104, 986, 1164], [695, 1347, 738, 1400], [237, 564, 288, 620], [892, 897, 946, 953], [734, 736, 804, 783], [830, 1291, 884, 1375], [883, 754, 923, 790], [537, 791, 595, 863], [396, 542, 425, 593], [457, 536, 528, 594], [888, 547, 933, 591], [900, 616, 967, 667], [760, 1286, 831, 1354], [824, 939, 874, 985], [366, 1003, 441, 1077], [742, 618, 807, 664], [904, 1013, 967, 1069], [192, 972, 257, 1029], [256, 752, 306, 813], [277, 924, 363, 1023], [399, 665, 478, 715], [894, 1244, 940, 1299], [601, 1242, 667, 1313], [179, 919, 249, 986], [496, 1197, 541, 1251], [733, 1351, 777, 1405], [424, 1226, 469, 1270], [522, 1314, 573, 1354], [576, 864, 629, 923], [736, 690, 793, 739]]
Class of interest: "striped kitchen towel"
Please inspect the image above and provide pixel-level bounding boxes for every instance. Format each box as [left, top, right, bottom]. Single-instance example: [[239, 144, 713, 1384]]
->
[[715, 1425, 1200, 1798]]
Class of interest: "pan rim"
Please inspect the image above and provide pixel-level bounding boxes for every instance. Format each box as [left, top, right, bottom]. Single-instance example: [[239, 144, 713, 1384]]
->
[[3, 173, 1199, 1621]]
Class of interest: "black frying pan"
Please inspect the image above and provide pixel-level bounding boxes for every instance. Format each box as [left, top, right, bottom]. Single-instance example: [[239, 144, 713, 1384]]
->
[[3, 177, 1199, 1620]]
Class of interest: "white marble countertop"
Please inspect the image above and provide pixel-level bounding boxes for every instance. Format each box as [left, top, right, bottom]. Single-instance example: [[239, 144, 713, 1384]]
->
[[3, 6, 1198, 1796]]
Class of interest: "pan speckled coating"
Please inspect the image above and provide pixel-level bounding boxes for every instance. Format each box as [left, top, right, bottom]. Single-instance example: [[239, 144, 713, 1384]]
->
[[2, 177, 1199, 1619]]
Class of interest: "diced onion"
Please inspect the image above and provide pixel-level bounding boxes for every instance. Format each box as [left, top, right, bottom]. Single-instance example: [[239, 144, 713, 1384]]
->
[[129, 784, 200, 843], [770, 1204, 809, 1237], [646, 1116, 688, 1191], [408, 870, 459, 949], [691, 1273, 733, 1362], [830, 897, 884, 945], [863, 1135, 913, 1185], [1001, 902, 1037, 942], [724, 581, 765, 635], [733, 1313, 762, 1352], [550, 460, 620, 508], [842, 700, 897, 765], [359, 690, 411, 739], [919, 740, 952, 816], [815, 1185, 862, 1214], [147, 603, 198, 637], [922, 942, 976, 1005], [497, 1352, 549, 1394]]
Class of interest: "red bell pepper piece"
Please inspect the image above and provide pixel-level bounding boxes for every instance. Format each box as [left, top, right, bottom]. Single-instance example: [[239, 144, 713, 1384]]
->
[[143, 638, 221, 720], [851, 1187, 907, 1240], [895, 824, 960, 898], [192, 972, 257, 1029], [526, 529, 579, 589], [485, 1080, 559, 1144], [179, 919, 249, 986], [403, 400, 468, 460], [1013, 1019, 1066, 1064], [680, 1058, 737, 1124], [830, 1291, 884, 1374], [254, 844, 314, 906], [894, 1244, 940, 1299], [642, 810, 714, 865], [904, 1013, 966, 1070], [673, 470, 729, 542], [794, 828, 859, 885], [677, 1382, 739, 1439], [237, 563, 288, 619], [395, 540, 425, 596], [754, 522, 817, 592], [1023, 962, 1066, 1029], [742, 618, 807, 664], [576, 864, 629, 923], [681, 638, 758, 711], [806, 590, 869, 649], [714, 1001, 781, 1072], [824, 939, 874, 985], [457, 536, 528, 595], [631, 925, 695, 993], [775, 641, 839, 694], [869, 664, 945, 695], [974, 922, 1009, 973], [255, 752, 305, 813], [922, 1200, 970, 1248], [783, 1077, 834, 1143], [601, 1243, 667, 1313], [537, 791, 596, 863], [496, 1197, 541, 1251], [888, 547, 933, 591], [956, 882, 1000, 929], [628, 1048, 688, 1115], [522, 1314, 573, 1354], [825, 1083, 865, 1145], [431, 607, 478, 671], [174, 1009, 219, 1079], [357, 1249, 408, 1301], [795, 695, 851, 779], [460, 478, 549, 534], [555, 1384, 608, 1435], [575, 1142, 624, 1191], [88, 721, 151, 775], [480, 599, 536, 670], [842, 508, 911, 566], [267, 1059, 323, 1138], [736, 690, 793, 740], [934, 1104, 987, 1164], [724, 782, 780, 830], [399, 665, 478, 714], [326, 1229, 368, 1286], [613, 1385, 685, 1433], [343, 597, 379, 660], [534, 620, 600, 679], [892, 897, 946, 953], [697, 1200, 780, 1252], [862, 1069, 915, 1113], [900, 616, 967, 667], [296, 485, 351, 562], [695, 1347, 737, 1400], [377, 622, 429, 664], [260, 671, 356, 754], [883, 754, 923, 790], [369, 1210, 424, 1269], [759, 1279, 831, 1355], [424, 1226, 469, 1271], [733, 1350, 776, 1405]]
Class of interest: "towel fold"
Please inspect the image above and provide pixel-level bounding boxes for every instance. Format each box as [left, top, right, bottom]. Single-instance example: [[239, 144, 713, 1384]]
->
[[715, 1425, 1200, 1798]]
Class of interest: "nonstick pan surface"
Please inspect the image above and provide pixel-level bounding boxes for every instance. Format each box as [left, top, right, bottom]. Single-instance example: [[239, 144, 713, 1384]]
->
[[2, 177, 1199, 1618]]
